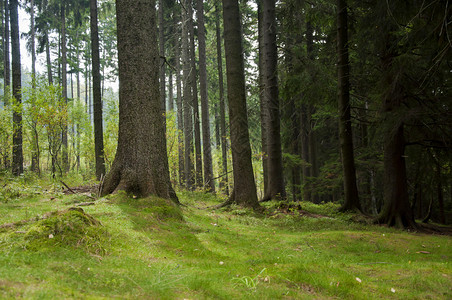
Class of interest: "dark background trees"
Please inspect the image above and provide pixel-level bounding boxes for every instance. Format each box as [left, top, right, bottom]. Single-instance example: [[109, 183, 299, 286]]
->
[[0, 0, 450, 227]]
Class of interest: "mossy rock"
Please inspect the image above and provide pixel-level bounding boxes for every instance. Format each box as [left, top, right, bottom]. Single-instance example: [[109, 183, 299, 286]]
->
[[22, 208, 108, 255]]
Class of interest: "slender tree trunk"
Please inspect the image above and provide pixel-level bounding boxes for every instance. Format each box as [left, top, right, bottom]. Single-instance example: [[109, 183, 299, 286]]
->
[[10, 0, 22, 176], [197, 0, 214, 192], [300, 104, 311, 201], [257, 0, 268, 198], [168, 68, 173, 111], [45, 30, 53, 84], [221, 0, 259, 209], [215, 0, 229, 195], [159, 0, 166, 112], [188, 0, 203, 188], [182, 0, 194, 189], [337, 0, 360, 212], [90, 0, 106, 180], [4, 0, 10, 103], [175, 18, 184, 187], [61, 5, 69, 172], [102, 0, 178, 203], [262, 0, 285, 200]]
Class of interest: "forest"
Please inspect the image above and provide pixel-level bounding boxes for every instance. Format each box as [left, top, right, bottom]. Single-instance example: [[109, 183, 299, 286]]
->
[[0, 0, 451, 298]]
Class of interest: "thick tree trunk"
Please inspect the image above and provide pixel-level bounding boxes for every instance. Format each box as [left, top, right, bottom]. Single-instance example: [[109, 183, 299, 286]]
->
[[337, 0, 360, 212], [182, 0, 194, 189], [197, 0, 215, 192], [222, 0, 259, 208], [30, 0, 40, 174], [262, 0, 285, 200], [90, 0, 106, 180], [300, 104, 311, 202], [215, 0, 229, 195], [10, 0, 22, 176], [377, 124, 415, 228], [101, 0, 178, 203]]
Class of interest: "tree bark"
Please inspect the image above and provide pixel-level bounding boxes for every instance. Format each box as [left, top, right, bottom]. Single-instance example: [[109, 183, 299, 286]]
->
[[215, 0, 229, 195], [337, 0, 360, 212], [182, 0, 194, 189], [4, 0, 10, 104], [188, 0, 203, 188], [262, 0, 285, 200], [159, 0, 166, 112], [101, 0, 178, 203], [257, 0, 268, 198], [90, 0, 106, 180], [222, 0, 259, 208], [10, 0, 22, 176], [175, 17, 184, 187], [61, 5, 69, 172], [197, 0, 215, 192]]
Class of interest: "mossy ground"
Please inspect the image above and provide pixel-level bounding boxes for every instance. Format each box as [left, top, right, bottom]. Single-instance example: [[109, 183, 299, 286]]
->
[[0, 176, 451, 299]]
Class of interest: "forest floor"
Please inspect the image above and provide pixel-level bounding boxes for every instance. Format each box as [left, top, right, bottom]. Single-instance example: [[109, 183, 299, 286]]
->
[[0, 174, 451, 299]]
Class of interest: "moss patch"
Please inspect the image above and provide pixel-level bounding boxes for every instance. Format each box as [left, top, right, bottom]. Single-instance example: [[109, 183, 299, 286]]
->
[[15, 208, 108, 255]]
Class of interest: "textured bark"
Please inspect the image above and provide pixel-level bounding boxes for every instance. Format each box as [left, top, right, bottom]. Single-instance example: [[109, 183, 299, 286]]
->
[[222, 0, 259, 208], [90, 0, 106, 180], [45, 30, 53, 84], [175, 17, 184, 186], [158, 0, 166, 112], [337, 0, 360, 212], [61, 5, 69, 172], [197, 0, 214, 192], [30, 0, 40, 174], [182, 0, 194, 189], [101, 0, 178, 203], [4, 0, 10, 102], [257, 0, 268, 198], [215, 0, 229, 195], [188, 0, 203, 188], [262, 0, 285, 200], [376, 42, 415, 228], [10, 0, 22, 176], [377, 125, 415, 228]]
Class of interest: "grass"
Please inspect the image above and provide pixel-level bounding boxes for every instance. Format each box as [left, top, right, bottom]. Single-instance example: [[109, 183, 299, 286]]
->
[[0, 176, 451, 299]]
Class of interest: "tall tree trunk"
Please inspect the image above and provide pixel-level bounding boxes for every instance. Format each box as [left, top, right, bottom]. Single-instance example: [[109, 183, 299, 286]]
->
[[257, 0, 268, 198], [182, 0, 194, 189], [337, 0, 360, 212], [197, 0, 214, 192], [90, 0, 106, 180], [10, 0, 22, 176], [188, 0, 203, 188], [215, 0, 229, 195], [262, 0, 285, 200], [4, 0, 10, 104], [45, 30, 53, 84], [175, 18, 184, 187], [300, 104, 311, 201], [168, 68, 173, 111], [101, 0, 178, 203], [159, 0, 166, 112], [29, 0, 40, 174], [221, 0, 259, 209], [61, 5, 69, 173]]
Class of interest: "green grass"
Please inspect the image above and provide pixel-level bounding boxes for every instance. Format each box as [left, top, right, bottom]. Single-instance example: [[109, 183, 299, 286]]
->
[[0, 177, 451, 299]]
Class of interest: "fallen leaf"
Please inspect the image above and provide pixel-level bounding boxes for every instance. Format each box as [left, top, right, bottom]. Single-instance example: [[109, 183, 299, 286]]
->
[[48, 234, 54, 239], [356, 277, 362, 283], [416, 251, 430, 254], [391, 288, 396, 293], [219, 261, 224, 265]]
